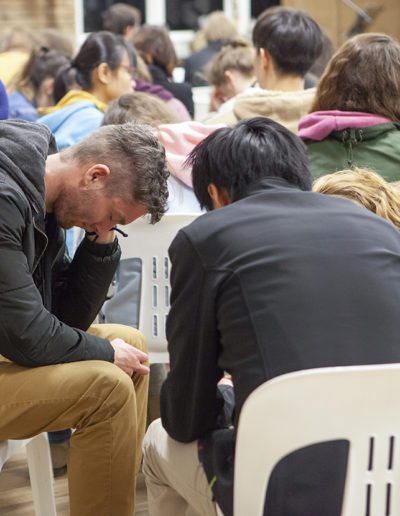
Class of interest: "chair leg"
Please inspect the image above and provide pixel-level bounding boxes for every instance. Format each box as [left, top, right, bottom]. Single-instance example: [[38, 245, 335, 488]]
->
[[26, 433, 57, 516]]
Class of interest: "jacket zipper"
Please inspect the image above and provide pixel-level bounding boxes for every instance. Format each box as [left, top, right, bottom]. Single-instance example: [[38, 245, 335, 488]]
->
[[32, 217, 48, 273]]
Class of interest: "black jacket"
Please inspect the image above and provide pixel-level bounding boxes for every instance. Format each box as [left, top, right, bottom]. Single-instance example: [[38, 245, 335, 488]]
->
[[184, 41, 222, 86], [161, 178, 400, 515], [0, 120, 118, 367], [148, 65, 194, 118]]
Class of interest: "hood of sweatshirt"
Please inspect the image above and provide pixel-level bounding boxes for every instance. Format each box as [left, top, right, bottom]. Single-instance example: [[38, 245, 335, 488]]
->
[[298, 110, 392, 141], [207, 87, 316, 134], [38, 89, 108, 117], [0, 120, 57, 217], [134, 78, 174, 101], [156, 121, 224, 187]]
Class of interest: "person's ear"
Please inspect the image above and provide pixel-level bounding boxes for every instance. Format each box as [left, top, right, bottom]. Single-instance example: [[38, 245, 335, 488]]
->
[[124, 25, 134, 38], [42, 77, 55, 96], [207, 183, 231, 209], [96, 62, 111, 85], [223, 69, 235, 86], [82, 164, 111, 189], [259, 48, 271, 72]]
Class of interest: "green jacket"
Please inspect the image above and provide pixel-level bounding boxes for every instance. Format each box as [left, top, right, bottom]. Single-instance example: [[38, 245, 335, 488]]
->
[[305, 123, 400, 181]]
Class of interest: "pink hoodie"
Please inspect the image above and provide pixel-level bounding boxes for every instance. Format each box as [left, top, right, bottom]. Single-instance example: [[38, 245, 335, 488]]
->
[[298, 110, 392, 142], [156, 121, 225, 187]]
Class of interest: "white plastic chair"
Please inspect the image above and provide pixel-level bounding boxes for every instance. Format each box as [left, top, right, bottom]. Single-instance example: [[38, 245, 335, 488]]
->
[[192, 86, 213, 121], [118, 213, 199, 363], [0, 433, 56, 515], [234, 364, 400, 516]]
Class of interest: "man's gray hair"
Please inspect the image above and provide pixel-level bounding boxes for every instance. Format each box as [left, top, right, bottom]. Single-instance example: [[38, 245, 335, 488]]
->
[[63, 122, 169, 223]]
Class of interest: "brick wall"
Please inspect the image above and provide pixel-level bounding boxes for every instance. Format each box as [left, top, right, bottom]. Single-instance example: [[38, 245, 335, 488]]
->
[[1, 0, 77, 47]]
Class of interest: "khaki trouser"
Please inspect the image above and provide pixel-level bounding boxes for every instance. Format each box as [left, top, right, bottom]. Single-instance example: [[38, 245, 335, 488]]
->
[[142, 418, 219, 516], [0, 323, 149, 516]]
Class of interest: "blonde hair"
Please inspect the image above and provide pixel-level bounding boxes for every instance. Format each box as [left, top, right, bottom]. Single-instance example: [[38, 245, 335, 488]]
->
[[205, 37, 254, 87], [313, 167, 400, 230], [203, 11, 237, 43], [1, 27, 37, 52]]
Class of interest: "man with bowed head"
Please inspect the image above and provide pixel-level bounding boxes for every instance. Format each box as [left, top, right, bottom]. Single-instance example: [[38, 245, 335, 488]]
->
[[143, 117, 400, 516], [0, 119, 168, 515]]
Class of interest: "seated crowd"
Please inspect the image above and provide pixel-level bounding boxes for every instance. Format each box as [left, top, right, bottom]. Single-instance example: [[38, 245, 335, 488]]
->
[[1, 5, 400, 516]]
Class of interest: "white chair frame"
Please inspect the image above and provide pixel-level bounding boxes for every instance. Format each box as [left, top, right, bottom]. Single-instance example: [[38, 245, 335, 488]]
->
[[234, 364, 400, 516], [118, 213, 199, 363], [0, 433, 56, 515]]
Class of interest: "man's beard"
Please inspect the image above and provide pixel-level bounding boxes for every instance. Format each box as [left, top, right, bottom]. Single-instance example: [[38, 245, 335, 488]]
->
[[51, 185, 99, 230]]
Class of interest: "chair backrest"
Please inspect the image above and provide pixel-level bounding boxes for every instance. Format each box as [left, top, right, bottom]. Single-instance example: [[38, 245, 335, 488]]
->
[[192, 86, 213, 121], [118, 213, 199, 363], [234, 364, 400, 516]]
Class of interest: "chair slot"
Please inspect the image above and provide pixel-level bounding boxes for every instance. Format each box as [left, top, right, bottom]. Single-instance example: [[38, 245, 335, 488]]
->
[[153, 315, 158, 336], [153, 285, 158, 307], [164, 257, 169, 279], [388, 436, 395, 470], [165, 286, 169, 307], [368, 436, 374, 471], [365, 483, 372, 516], [386, 482, 392, 515], [152, 257, 157, 279]]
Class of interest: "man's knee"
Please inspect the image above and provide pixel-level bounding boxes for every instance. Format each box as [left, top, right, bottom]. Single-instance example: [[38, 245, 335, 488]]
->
[[88, 323, 147, 354], [143, 418, 163, 450], [76, 361, 135, 417], [142, 419, 164, 474]]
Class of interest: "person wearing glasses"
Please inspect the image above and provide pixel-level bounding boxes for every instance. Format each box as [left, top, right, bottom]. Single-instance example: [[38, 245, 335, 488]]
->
[[38, 31, 136, 150]]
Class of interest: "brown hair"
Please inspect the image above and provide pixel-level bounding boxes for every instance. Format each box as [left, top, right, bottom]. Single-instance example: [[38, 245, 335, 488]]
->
[[133, 54, 152, 83], [311, 33, 400, 124], [205, 37, 254, 87], [313, 167, 400, 230], [103, 3, 141, 35], [131, 25, 177, 77], [8, 47, 69, 100], [39, 29, 74, 58], [102, 91, 177, 127]]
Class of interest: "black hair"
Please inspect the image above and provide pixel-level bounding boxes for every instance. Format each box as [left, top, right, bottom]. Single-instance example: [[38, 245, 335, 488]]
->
[[252, 6, 323, 77], [187, 117, 312, 211], [53, 31, 133, 101]]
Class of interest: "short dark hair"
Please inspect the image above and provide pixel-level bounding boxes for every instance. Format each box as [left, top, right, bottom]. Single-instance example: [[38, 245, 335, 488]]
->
[[252, 6, 323, 77], [103, 3, 141, 35], [187, 117, 311, 211]]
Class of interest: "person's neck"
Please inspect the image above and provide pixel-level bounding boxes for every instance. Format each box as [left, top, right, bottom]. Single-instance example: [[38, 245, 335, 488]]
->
[[85, 87, 108, 105], [44, 153, 73, 213], [234, 75, 257, 96], [262, 73, 304, 92]]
